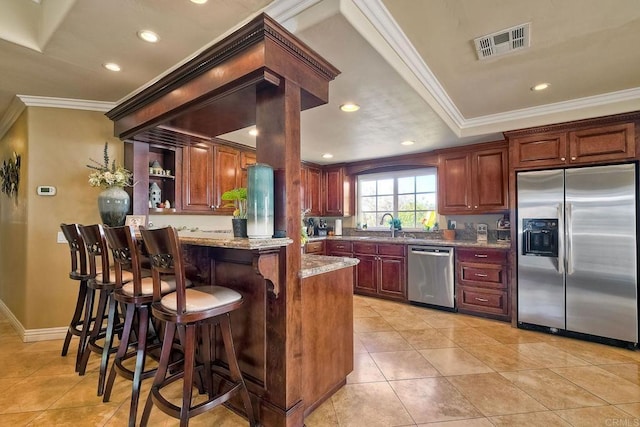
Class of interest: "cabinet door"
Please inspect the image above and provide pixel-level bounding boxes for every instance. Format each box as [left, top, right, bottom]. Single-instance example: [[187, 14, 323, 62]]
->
[[323, 166, 344, 216], [307, 166, 322, 216], [378, 256, 406, 300], [569, 123, 635, 164], [438, 152, 472, 214], [355, 255, 377, 295], [182, 143, 214, 212], [214, 145, 241, 214], [510, 132, 567, 168], [240, 150, 256, 188], [471, 147, 508, 212]]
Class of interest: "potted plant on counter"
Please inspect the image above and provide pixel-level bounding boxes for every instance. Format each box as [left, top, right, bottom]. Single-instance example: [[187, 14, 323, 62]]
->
[[222, 187, 247, 237]]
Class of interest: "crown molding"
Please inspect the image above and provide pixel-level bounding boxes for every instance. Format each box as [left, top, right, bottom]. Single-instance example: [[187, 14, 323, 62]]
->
[[265, 0, 323, 23], [16, 95, 115, 111], [0, 96, 27, 139]]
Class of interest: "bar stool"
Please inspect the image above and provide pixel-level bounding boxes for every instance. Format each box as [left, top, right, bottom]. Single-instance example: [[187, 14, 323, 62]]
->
[[139, 226, 257, 427], [60, 223, 93, 372], [77, 223, 126, 395], [101, 225, 176, 427]]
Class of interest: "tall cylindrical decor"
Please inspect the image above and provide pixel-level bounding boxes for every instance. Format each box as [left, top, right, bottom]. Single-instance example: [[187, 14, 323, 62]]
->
[[247, 163, 274, 239]]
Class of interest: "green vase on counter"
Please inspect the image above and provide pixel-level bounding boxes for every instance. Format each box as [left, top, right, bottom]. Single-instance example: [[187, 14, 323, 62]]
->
[[98, 186, 130, 227]]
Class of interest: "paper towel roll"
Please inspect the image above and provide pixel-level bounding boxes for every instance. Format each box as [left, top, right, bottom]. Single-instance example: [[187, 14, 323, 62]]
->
[[335, 219, 342, 235]]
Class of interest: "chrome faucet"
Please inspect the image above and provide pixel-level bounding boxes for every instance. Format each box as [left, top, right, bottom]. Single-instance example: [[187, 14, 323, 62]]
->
[[380, 213, 395, 238]]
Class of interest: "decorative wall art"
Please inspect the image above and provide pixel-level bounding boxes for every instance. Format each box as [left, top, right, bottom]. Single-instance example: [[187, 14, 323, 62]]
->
[[0, 152, 21, 198]]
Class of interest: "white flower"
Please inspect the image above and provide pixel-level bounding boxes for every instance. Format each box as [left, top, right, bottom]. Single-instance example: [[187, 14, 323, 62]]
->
[[86, 142, 132, 189]]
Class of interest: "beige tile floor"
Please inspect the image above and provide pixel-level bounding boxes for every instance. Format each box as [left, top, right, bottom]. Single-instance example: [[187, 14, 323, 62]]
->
[[2, 295, 640, 426]]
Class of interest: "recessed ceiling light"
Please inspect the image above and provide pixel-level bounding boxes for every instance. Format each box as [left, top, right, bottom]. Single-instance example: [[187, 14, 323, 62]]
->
[[340, 103, 360, 112], [137, 30, 159, 43], [322, 153, 334, 159], [531, 82, 550, 91], [248, 128, 258, 136], [103, 62, 121, 72], [401, 140, 415, 146], [190, 0, 207, 3]]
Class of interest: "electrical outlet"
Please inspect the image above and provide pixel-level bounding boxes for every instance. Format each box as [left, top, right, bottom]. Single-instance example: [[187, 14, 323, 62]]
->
[[57, 231, 67, 244], [450, 220, 456, 229]]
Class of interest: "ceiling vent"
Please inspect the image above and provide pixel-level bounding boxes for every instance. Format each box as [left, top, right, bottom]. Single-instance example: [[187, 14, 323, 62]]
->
[[474, 23, 530, 60]]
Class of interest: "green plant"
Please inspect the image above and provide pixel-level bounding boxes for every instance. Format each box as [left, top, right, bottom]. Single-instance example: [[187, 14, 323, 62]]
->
[[221, 187, 247, 218]]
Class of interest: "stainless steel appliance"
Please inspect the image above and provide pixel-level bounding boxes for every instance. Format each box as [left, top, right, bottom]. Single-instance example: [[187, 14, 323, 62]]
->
[[517, 163, 638, 344], [408, 245, 455, 309]]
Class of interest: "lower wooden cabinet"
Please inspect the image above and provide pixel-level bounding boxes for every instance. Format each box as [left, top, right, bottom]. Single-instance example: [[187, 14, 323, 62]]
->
[[305, 240, 325, 255], [455, 247, 510, 320], [353, 242, 406, 301]]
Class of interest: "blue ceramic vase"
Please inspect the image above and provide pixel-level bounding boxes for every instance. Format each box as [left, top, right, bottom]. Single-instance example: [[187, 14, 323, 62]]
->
[[246, 163, 274, 238], [98, 186, 130, 227]]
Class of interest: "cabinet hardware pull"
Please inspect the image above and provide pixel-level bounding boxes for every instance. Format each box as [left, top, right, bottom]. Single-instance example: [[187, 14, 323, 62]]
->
[[571, 156, 576, 160], [210, 205, 218, 209], [474, 254, 488, 258], [475, 297, 489, 302], [560, 157, 566, 161], [475, 273, 488, 277]]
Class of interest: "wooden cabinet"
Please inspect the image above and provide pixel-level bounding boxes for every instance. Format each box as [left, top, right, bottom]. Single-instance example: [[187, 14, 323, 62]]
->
[[305, 240, 325, 255], [438, 142, 508, 214], [181, 142, 215, 212], [301, 164, 322, 216], [353, 242, 406, 301], [455, 247, 509, 320], [214, 145, 241, 215], [323, 166, 349, 216], [510, 122, 635, 169], [240, 150, 256, 188]]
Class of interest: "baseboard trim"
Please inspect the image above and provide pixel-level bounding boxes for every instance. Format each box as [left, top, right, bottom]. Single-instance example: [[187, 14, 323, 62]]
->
[[0, 299, 68, 342]]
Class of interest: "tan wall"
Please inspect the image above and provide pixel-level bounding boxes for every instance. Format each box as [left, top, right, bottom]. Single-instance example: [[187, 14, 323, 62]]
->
[[0, 110, 28, 323], [0, 106, 122, 330]]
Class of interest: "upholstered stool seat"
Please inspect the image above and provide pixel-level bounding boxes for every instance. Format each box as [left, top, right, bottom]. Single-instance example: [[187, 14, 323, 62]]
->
[[139, 226, 257, 427]]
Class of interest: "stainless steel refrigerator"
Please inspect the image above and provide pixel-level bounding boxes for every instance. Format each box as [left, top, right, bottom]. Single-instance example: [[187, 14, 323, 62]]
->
[[517, 163, 638, 344]]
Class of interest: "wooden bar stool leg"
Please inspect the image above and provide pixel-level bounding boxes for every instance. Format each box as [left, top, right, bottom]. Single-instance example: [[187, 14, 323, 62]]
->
[[181, 324, 197, 427], [141, 321, 176, 427], [61, 278, 88, 357], [129, 305, 150, 427], [99, 294, 119, 396], [77, 286, 96, 374], [220, 315, 257, 426]]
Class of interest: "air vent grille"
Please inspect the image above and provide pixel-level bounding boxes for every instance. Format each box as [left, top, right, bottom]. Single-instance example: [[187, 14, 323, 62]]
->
[[474, 23, 530, 60]]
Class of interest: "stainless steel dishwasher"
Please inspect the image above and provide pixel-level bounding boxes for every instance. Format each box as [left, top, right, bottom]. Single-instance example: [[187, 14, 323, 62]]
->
[[408, 245, 455, 309]]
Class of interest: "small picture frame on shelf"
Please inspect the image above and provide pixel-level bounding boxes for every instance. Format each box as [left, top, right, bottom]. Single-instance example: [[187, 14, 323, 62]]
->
[[125, 215, 147, 230]]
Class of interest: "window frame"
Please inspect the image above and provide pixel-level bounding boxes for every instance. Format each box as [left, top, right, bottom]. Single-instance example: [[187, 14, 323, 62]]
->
[[356, 167, 437, 231]]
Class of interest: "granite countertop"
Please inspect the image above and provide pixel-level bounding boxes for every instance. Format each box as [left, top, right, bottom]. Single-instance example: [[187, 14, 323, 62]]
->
[[309, 235, 511, 249], [300, 254, 359, 278], [176, 230, 293, 249]]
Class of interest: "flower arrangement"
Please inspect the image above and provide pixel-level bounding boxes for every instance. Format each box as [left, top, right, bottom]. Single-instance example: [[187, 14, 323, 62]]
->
[[87, 142, 132, 188], [221, 187, 247, 218]]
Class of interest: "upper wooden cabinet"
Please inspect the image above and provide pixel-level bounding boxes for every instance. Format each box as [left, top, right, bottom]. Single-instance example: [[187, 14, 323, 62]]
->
[[323, 165, 350, 217], [509, 122, 636, 169], [438, 142, 509, 214], [182, 142, 215, 212], [213, 145, 242, 215], [301, 164, 322, 216], [240, 151, 256, 188]]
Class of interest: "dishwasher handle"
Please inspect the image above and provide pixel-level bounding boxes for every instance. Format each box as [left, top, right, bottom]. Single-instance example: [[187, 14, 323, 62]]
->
[[410, 248, 452, 257]]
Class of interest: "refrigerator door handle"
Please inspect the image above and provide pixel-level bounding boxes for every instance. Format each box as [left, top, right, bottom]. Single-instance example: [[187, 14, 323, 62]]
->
[[566, 203, 574, 275], [557, 203, 565, 274]]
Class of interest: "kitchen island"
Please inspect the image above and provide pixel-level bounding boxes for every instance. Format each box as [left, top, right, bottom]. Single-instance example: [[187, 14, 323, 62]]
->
[[175, 231, 357, 425]]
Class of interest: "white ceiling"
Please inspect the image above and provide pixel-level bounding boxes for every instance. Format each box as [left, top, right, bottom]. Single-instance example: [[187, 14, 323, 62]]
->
[[1, 0, 639, 164]]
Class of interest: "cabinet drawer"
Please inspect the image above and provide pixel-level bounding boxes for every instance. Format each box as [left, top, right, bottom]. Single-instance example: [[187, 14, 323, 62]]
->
[[458, 262, 506, 289], [458, 286, 508, 316], [326, 240, 352, 254], [305, 240, 325, 255], [377, 243, 405, 257], [457, 248, 507, 264], [353, 242, 377, 255]]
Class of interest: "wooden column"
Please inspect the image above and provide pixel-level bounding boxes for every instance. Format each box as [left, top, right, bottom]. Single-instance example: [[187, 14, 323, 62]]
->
[[256, 79, 304, 426]]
